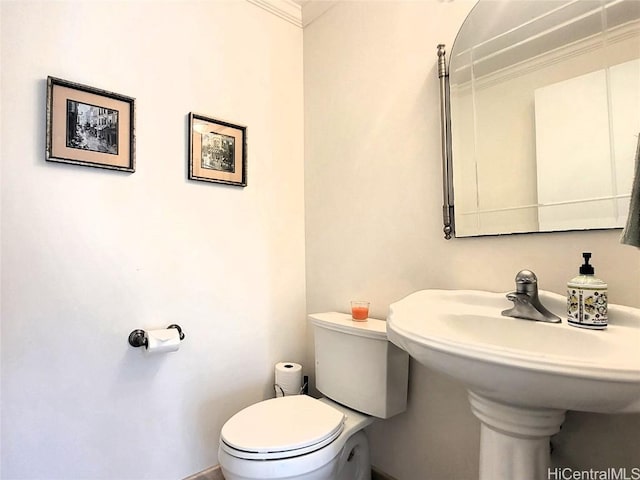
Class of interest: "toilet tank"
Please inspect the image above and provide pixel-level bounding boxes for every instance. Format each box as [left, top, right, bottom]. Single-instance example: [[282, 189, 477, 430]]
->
[[309, 312, 409, 419]]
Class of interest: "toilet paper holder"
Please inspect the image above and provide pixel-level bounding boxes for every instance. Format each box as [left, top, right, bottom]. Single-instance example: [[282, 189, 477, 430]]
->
[[128, 324, 186, 348]]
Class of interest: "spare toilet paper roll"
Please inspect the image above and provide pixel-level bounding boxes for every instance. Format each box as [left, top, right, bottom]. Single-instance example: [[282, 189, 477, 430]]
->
[[145, 328, 181, 354], [275, 362, 302, 397]]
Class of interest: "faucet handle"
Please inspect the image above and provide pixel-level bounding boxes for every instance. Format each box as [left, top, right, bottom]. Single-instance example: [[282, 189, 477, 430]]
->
[[514, 270, 538, 295], [515, 270, 537, 284]]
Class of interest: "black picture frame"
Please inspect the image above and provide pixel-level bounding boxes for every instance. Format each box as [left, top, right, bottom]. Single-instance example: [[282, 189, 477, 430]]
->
[[188, 112, 247, 187], [46, 76, 135, 172]]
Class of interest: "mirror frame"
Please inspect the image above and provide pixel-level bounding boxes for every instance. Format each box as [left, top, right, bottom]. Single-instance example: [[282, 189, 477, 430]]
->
[[438, 44, 455, 240]]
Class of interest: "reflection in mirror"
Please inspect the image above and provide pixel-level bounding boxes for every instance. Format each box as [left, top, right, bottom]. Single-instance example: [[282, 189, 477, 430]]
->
[[447, 0, 640, 237]]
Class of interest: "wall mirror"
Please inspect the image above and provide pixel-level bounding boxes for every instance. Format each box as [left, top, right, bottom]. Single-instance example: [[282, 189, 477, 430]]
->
[[439, 0, 640, 238]]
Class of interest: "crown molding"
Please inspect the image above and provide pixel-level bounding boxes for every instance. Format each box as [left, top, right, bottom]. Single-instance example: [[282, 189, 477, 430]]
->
[[246, 0, 303, 28]]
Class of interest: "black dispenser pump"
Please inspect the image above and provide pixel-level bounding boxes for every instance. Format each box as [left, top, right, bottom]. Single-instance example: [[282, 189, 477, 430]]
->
[[579, 252, 594, 275]]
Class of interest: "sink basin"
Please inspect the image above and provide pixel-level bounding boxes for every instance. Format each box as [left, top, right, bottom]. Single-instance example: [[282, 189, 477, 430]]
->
[[387, 289, 640, 480], [388, 289, 640, 413]]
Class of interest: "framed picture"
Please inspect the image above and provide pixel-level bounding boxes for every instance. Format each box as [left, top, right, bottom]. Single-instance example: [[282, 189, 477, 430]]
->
[[189, 112, 247, 187], [46, 76, 135, 172]]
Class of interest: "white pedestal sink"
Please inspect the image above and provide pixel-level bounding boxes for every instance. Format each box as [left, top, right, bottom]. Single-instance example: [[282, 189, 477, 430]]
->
[[387, 289, 640, 480]]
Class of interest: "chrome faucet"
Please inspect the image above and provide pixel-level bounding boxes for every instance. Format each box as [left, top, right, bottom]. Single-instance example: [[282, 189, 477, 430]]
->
[[501, 270, 561, 323]]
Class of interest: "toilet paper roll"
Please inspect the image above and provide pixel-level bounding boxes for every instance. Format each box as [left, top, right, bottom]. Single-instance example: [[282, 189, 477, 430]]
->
[[145, 328, 181, 354], [275, 362, 302, 397]]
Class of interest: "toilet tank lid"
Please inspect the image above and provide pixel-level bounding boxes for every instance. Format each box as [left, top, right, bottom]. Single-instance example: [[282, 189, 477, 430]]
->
[[308, 312, 387, 340]]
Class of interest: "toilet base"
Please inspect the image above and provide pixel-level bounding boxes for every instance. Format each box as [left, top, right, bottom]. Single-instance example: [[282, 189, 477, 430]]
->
[[334, 430, 371, 480]]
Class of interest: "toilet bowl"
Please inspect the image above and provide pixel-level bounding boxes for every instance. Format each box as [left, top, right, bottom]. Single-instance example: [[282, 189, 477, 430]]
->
[[218, 312, 409, 480], [218, 396, 373, 480]]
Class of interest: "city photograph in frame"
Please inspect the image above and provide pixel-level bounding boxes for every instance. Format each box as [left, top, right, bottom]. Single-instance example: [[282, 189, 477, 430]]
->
[[189, 112, 247, 187], [46, 76, 135, 172]]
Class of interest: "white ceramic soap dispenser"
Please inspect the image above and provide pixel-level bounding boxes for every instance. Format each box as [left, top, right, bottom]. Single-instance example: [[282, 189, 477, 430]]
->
[[567, 252, 608, 329]]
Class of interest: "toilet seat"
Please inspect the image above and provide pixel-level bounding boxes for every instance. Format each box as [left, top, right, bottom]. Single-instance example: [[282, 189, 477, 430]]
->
[[220, 395, 346, 460]]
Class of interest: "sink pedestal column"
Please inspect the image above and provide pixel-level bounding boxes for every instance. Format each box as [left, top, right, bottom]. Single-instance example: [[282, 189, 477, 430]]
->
[[469, 391, 566, 480]]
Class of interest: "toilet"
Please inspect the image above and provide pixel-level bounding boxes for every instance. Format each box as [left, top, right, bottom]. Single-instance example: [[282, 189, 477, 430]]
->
[[218, 311, 409, 480]]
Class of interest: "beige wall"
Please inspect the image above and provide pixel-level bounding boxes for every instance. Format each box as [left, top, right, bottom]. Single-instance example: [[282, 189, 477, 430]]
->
[[304, 1, 640, 479], [1, 1, 304, 478]]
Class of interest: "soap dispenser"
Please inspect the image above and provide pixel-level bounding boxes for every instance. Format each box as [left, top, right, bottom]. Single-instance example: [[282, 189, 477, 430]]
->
[[567, 252, 608, 329]]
